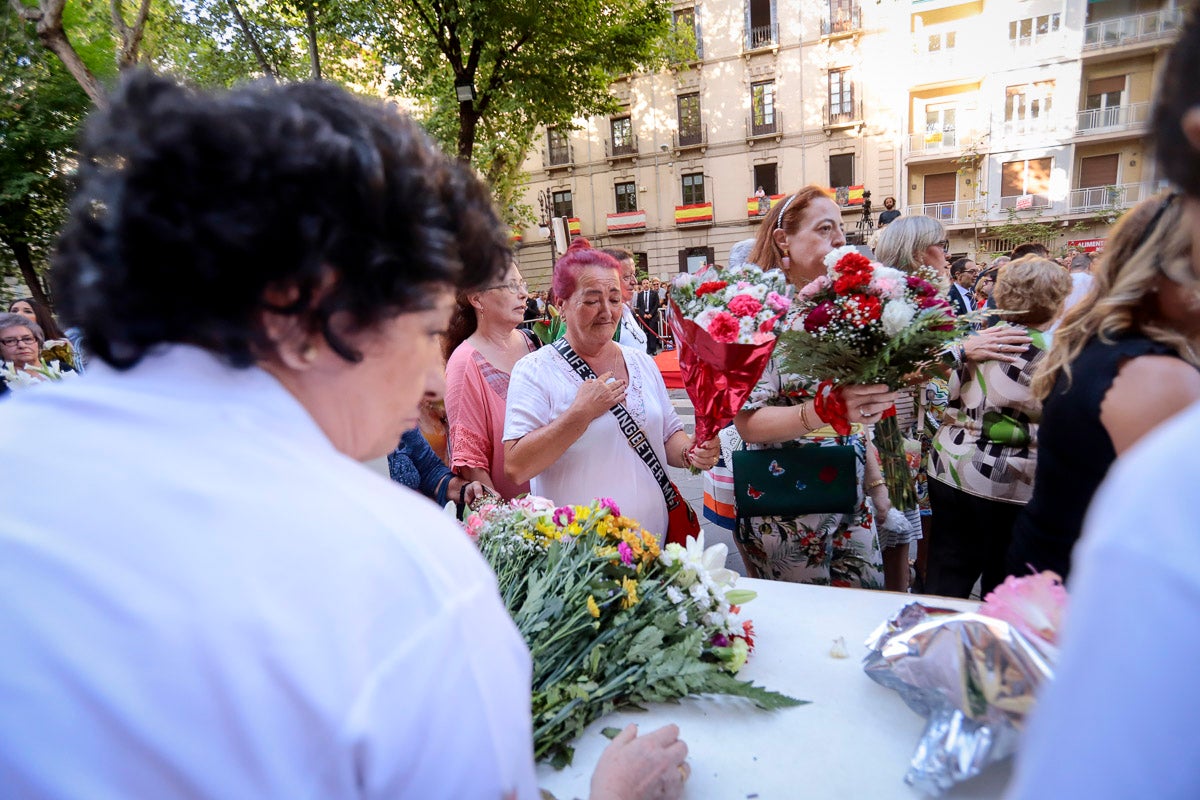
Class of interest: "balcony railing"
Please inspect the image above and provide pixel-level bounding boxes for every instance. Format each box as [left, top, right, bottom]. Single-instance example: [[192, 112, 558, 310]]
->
[[999, 116, 1058, 139], [821, 5, 861, 36], [824, 99, 863, 129], [544, 142, 573, 168], [1083, 7, 1184, 50], [909, 128, 963, 155], [675, 202, 714, 226], [1010, 31, 1064, 51], [747, 111, 782, 139], [915, 200, 981, 224], [674, 125, 707, 150], [1069, 182, 1154, 213], [999, 194, 1052, 211], [604, 135, 639, 159], [1075, 102, 1151, 134], [606, 210, 647, 233], [745, 22, 779, 50]]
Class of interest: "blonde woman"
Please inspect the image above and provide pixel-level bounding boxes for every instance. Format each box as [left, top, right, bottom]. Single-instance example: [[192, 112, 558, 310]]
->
[[1008, 192, 1200, 581]]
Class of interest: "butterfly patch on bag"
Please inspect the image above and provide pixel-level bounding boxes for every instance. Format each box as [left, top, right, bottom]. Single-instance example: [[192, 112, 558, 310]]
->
[[768, 460, 785, 476], [746, 485, 764, 500]]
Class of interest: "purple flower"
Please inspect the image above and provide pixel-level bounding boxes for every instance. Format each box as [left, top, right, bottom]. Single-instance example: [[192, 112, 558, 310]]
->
[[598, 497, 621, 517], [618, 541, 634, 566], [553, 506, 575, 526], [803, 301, 836, 333], [711, 633, 730, 648]]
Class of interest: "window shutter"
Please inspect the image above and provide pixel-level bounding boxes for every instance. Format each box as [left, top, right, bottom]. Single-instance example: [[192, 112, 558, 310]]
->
[[923, 172, 957, 204], [1079, 154, 1120, 188], [1027, 158, 1052, 195], [1001, 161, 1024, 197], [1086, 76, 1125, 96]]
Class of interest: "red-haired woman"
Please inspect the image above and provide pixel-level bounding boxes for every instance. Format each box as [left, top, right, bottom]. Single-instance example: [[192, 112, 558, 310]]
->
[[503, 238, 719, 538]]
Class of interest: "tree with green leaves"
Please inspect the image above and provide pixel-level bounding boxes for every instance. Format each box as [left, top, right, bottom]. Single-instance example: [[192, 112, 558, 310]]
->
[[379, 0, 672, 168]]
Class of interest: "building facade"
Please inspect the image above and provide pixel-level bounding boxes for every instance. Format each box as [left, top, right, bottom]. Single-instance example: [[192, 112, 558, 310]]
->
[[514, 0, 1183, 288]]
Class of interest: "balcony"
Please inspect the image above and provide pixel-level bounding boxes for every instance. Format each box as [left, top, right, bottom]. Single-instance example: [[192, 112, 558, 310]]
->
[[606, 210, 647, 234], [822, 5, 862, 37], [745, 22, 779, 51], [747, 193, 786, 219], [543, 142, 574, 169], [674, 125, 708, 151], [907, 127, 969, 159], [1083, 7, 1184, 51], [999, 194, 1052, 211], [1068, 182, 1154, 213], [824, 99, 863, 130], [915, 200, 981, 225], [998, 116, 1059, 141], [1074, 102, 1151, 136], [675, 202, 714, 226], [604, 135, 639, 161], [746, 111, 783, 142]]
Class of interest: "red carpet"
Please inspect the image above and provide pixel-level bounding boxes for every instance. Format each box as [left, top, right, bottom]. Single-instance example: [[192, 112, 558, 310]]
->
[[654, 348, 684, 389]]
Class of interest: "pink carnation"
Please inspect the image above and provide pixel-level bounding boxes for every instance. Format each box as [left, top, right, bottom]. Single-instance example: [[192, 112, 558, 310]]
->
[[870, 277, 904, 300], [553, 506, 575, 526], [980, 571, 1068, 645], [707, 311, 740, 343], [598, 497, 621, 517], [766, 291, 791, 312], [617, 541, 634, 566], [799, 275, 832, 300], [727, 294, 764, 317], [464, 514, 484, 538]]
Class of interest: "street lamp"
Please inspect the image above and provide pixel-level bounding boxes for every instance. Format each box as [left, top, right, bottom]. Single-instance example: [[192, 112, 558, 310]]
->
[[538, 189, 557, 269], [454, 78, 476, 104]]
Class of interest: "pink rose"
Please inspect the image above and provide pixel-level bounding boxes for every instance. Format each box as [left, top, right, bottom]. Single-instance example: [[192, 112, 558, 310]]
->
[[727, 294, 763, 317], [708, 311, 741, 343]]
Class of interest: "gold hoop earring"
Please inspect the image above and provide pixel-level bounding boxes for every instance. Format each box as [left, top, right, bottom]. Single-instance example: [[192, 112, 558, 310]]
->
[[300, 343, 318, 364]]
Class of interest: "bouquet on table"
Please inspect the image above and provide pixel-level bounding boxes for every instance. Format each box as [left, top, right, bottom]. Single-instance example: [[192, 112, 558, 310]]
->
[[467, 495, 802, 768], [668, 263, 792, 449], [863, 571, 1067, 794], [777, 246, 976, 509]]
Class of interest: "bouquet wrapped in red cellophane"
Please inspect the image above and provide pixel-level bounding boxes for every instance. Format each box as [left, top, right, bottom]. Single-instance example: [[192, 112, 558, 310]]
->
[[667, 263, 792, 449]]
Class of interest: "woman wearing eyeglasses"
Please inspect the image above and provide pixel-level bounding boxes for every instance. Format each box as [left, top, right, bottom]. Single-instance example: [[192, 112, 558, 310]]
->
[[444, 260, 540, 499], [1007, 191, 1200, 583], [0, 312, 47, 389]]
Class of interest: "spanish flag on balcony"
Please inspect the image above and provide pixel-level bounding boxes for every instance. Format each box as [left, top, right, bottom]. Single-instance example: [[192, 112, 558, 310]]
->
[[746, 194, 787, 217], [567, 218, 582, 236], [675, 202, 714, 224], [829, 185, 866, 206]]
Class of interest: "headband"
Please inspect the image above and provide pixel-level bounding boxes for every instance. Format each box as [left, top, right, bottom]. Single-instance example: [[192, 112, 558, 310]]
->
[[775, 193, 798, 230]]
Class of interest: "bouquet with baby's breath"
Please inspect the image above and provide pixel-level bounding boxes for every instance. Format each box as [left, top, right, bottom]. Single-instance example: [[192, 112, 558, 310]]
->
[[467, 496, 803, 768]]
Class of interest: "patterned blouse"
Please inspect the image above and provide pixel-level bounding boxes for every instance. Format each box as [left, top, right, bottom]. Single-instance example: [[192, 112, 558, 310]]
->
[[928, 325, 1049, 505]]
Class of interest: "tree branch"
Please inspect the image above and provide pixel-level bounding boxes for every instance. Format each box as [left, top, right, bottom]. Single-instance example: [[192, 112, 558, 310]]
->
[[8, 0, 41, 21], [17, 0, 106, 105], [226, 0, 276, 79], [110, 0, 154, 67]]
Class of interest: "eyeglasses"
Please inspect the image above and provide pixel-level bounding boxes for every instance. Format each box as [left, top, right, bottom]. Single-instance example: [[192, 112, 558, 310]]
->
[[486, 280, 529, 294], [937, 240, 951, 251], [0, 335, 37, 347]]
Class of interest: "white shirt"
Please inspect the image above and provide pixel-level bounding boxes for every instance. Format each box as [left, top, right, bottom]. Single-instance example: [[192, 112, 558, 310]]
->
[[504, 345, 684, 536], [0, 346, 536, 799], [618, 304, 646, 351], [1006, 400, 1200, 799]]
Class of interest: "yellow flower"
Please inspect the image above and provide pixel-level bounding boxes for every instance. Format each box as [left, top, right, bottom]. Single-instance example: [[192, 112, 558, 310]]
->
[[587, 595, 601, 618], [620, 576, 640, 609], [575, 506, 592, 521]]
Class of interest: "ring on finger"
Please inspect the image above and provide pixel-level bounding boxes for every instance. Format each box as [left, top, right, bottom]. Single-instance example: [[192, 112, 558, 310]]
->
[[677, 763, 690, 781]]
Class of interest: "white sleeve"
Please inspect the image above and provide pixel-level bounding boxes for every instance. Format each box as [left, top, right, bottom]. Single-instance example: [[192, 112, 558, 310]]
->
[[643, 354, 684, 443], [503, 354, 555, 443], [1006, 418, 1200, 799]]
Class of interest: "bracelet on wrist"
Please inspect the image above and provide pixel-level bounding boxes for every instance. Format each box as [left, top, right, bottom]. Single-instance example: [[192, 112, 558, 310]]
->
[[798, 401, 817, 433], [681, 441, 692, 466], [458, 481, 470, 506], [865, 478, 887, 492]]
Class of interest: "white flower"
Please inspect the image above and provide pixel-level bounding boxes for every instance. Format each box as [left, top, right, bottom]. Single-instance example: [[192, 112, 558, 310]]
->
[[823, 245, 861, 271], [881, 299, 918, 337], [673, 272, 698, 288], [693, 308, 719, 331], [666, 585, 685, 605], [660, 543, 685, 568], [689, 581, 711, 604], [682, 532, 738, 589], [677, 608, 689, 626], [872, 265, 906, 283]]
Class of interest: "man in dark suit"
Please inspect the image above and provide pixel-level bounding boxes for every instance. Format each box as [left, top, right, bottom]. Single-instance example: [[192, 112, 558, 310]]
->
[[634, 278, 661, 355], [948, 258, 978, 316]]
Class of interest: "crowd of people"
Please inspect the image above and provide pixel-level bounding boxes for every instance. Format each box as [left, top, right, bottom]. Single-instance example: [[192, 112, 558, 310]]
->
[[3, 4, 1200, 796]]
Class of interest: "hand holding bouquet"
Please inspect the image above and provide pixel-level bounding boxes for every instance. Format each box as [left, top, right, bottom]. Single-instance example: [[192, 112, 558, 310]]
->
[[668, 264, 792, 449], [779, 246, 976, 508]]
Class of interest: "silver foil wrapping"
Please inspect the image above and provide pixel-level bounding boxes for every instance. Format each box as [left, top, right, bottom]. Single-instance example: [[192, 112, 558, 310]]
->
[[863, 602, 1056, 795]]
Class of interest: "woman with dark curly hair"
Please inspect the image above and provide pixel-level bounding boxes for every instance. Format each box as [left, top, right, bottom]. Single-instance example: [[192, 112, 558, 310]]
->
[[0, 73, 688, 799]]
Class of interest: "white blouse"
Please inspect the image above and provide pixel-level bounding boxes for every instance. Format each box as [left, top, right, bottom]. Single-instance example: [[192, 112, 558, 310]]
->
[[505, 344, 684, 536]]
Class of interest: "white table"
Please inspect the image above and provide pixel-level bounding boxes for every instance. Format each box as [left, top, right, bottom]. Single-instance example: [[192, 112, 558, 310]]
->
[[537, 579, 1012, 799]]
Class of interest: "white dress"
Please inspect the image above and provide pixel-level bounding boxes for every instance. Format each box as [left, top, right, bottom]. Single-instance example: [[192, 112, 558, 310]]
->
[[0, 346, 537, 798], [505, 344, 684, 536]]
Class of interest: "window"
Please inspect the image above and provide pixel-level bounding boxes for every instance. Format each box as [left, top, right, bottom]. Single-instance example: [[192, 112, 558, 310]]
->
[[610, 116, 634, 156], [829, 153, 854, 191], [681, 173, 705, 205], [828, 69, 854, 119], [747, 0, 775, 48], [927, 30, 956, 52], [552, 190, 574, 218], [547, 127, 569, 165], [751, 81, 776, 135], [1078, 154, 1120, 189], [673, 8, 700, 59], [826, 0, 860, 35], [924, 103, 958, 148], [923, 172, 957, 212], [1001, 158, 1052, 209], [753, 163, 778, 196], [1083, 76, 1126, 130], [679, 246, 715, 274], [1009, 13, 1060, 46], [677, 93, 702, 145], [615, 181, 637, 213], [1005, 81, 1055, 134]]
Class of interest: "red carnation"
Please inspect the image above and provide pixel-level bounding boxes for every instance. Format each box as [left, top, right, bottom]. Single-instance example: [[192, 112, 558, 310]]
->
[[906, 275, 936, 296], [695, 280, 729, 297], [833, 270, 871, 294], [803, 301, 837, 332], [835, 251, 872, 274], [727, 294, 764, 317], [707, 310, 740, 343], [842, 294, 882, 326], [916, 295, 950, 310]]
